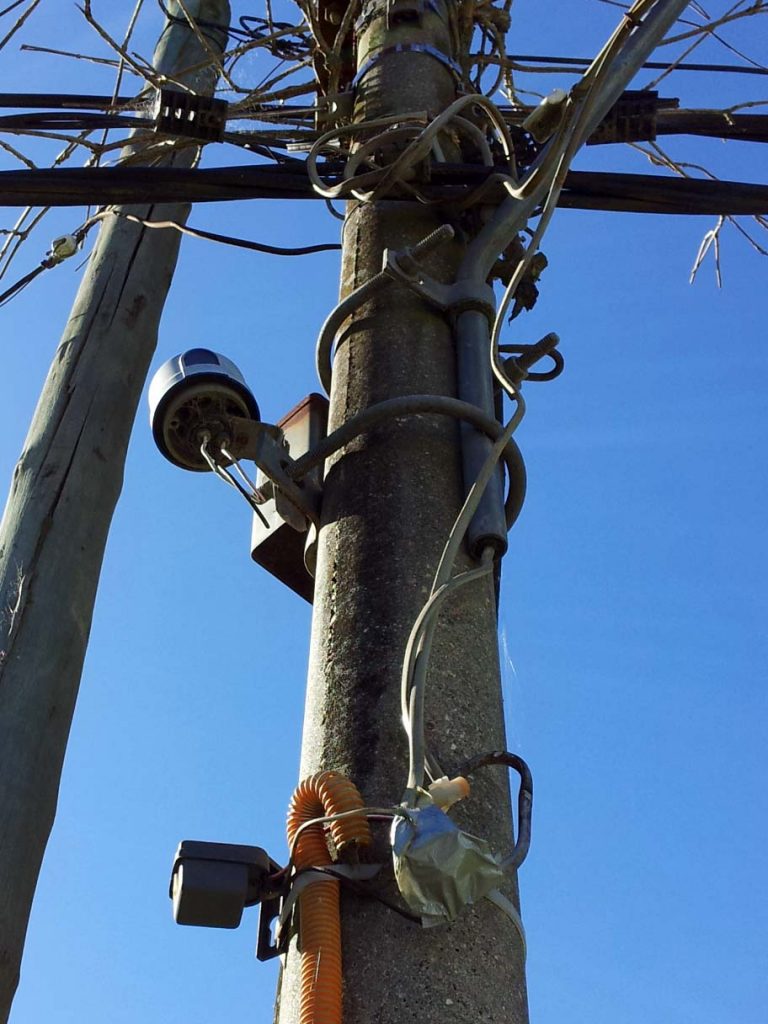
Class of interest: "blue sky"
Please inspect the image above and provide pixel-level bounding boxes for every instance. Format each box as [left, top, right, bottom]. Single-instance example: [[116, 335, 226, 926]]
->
[[1, 2, 766, 1022]]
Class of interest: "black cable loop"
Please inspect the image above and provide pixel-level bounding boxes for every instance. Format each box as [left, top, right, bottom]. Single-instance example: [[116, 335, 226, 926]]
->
[[156, 0, 234, 38], [457, 750, 533, 870]]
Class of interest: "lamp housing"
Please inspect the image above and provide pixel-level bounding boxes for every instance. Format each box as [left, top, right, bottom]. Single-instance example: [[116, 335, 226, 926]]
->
[[148, 348, 260, 471]]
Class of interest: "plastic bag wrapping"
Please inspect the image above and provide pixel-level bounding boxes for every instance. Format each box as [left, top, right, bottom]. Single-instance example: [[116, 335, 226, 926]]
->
[[392, 804, 505, 926]]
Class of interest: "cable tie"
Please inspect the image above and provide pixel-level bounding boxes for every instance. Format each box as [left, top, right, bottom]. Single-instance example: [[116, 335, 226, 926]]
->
[[276, 864, 383, 944]]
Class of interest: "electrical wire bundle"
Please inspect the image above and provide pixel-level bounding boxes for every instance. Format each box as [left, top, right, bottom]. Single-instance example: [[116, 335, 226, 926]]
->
[[393, 0, 696, 922]]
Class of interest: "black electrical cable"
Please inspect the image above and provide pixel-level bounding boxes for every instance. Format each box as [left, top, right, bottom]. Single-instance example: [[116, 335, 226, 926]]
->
[[655, 110, 768, 143], [184, 225, 340, 258], [457, 751, 533, 871], [155, 0, 310, 53], [508, 52, 768, 76], [237, 14, 310, 57], [1, 164, 767, 215], [499, 107, 768, 145], [238, 15, 301, 35], [0, 0, 26, 17], [0, 225, 91, 310], [0, 212, 340, 313], [0, 112, 140, 131], [0, 93, 138, 110], [2, 95, 765, 145], [220, 134, 311, 162], [95, 210, 342, 256], [0, 262, 47, 308], [219, 136, 290, 161]]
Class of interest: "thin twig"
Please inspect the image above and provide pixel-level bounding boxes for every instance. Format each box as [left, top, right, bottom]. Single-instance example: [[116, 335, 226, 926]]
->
[[94, 0, 146, 170], [77, 0, 168, 88], [20, 43, 125, 69], [174, 0, 244, 93], [0, 0, 41, 54], [662, 3, 768, 46], [0, 138, 36, 168]]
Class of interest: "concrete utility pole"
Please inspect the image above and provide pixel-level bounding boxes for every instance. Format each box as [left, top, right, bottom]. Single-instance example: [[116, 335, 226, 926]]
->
[[0, 3, 229, 1017], [275, 3, 528, 1022]]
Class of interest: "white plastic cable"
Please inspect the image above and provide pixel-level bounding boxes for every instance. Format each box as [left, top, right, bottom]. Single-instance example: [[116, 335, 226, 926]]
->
[[402, 396, 526, 802], [485, 888, 527, 960]]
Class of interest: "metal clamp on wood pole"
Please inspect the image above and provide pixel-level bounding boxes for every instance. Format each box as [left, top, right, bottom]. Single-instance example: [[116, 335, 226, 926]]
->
[[316, 224, 455, 393], [382, 246, 497, 322], [227, 417, 322, 527]]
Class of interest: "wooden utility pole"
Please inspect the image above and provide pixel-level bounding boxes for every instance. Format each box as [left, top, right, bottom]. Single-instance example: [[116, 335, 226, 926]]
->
[[275, 3, 529, 1022], [0, 3, 229, 1017]]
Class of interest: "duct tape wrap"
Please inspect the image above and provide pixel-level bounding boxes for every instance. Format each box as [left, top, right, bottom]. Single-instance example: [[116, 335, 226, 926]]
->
[[391, 804, 504, 926]]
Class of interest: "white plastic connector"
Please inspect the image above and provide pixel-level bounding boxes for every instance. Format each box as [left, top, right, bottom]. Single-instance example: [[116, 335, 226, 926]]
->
[[49, 235, 78, 261], [428, 775, 470, 809], [522, 89, 568, 143]]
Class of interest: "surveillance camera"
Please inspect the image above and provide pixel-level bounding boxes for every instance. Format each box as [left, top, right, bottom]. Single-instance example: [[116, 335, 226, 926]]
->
[[148, 348, 260, 471]]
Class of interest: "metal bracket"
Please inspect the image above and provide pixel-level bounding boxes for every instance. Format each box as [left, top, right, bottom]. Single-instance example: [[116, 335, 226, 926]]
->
[[382, 247, 496, 322], [227, 417, 321, 527], [153, 88, 228, 142], [256, 894, 285, 961], [588, 89, 674, 145]]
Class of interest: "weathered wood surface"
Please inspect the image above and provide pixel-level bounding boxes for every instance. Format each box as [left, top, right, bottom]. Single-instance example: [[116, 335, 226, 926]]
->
[[0, 3, 230, 1017]]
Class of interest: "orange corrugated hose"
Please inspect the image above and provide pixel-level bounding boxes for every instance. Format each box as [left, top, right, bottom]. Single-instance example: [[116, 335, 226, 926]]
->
[[286, 771, 371, 1024]]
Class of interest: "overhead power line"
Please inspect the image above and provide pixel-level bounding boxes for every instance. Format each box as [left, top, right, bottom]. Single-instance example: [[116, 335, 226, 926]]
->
[[0, 213, 341, 310], [3, 108, 766, 142], [90, 209, 342, 256], [508, 53, 768, 76], [0, 163, 765, 215], [0, 93, 766, 150], [0, 112, 138, 131], [0, 93, 139, 110]]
